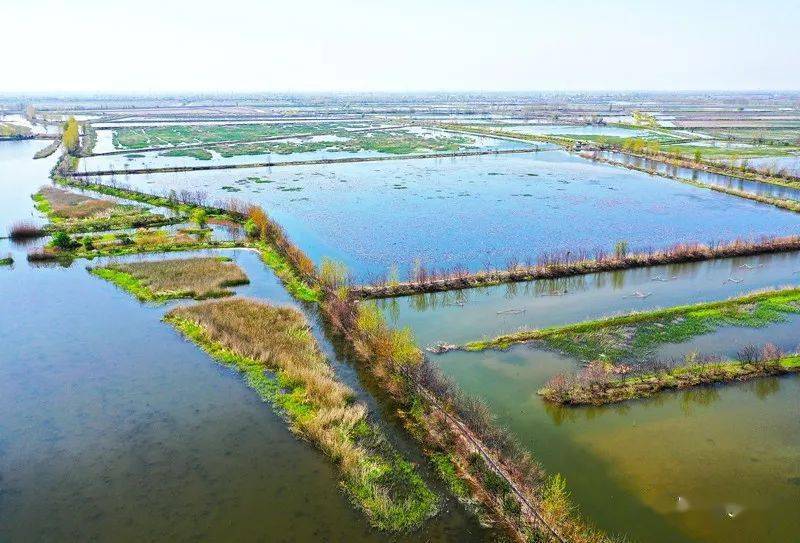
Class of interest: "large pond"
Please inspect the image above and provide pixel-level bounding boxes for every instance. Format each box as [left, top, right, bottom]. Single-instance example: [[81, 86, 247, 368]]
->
[[380, 250, 800, 347], [0, 143, 488, 541], [115, 149, 800, 282], [433, 346, 800, 543]]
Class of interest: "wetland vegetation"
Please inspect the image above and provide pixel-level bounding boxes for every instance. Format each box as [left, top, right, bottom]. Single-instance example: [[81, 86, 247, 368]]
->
[[33, 185, 177, 232], [464, 286, 800, 356], [540, 348, 800, 405], [4, 91, 800, 543], [165, 298, 439, 531], [90, 256, 249, 301]]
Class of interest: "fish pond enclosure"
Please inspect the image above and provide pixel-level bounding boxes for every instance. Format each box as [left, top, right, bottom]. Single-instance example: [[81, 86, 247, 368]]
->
[[3, 92, 800, 543]]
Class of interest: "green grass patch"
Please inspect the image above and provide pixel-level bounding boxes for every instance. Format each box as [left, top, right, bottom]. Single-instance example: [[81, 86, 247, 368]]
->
[[160, 148, 213, 160]]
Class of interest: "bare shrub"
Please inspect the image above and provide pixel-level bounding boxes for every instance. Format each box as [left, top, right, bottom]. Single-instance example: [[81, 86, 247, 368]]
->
[[9, 221, 45, 241]]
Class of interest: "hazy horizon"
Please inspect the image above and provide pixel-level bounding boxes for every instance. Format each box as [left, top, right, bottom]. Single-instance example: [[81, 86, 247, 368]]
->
[[5, 0, 799, 94]]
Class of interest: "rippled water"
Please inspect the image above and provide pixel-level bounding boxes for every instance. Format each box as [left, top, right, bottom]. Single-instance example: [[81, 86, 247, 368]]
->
[[0, 143, 488, 541], [381, 250, 800, 347], [114, 150, 800, 282]]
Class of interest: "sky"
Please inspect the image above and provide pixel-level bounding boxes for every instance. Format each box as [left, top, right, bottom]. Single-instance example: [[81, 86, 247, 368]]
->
[[4, 0, 799, 93]]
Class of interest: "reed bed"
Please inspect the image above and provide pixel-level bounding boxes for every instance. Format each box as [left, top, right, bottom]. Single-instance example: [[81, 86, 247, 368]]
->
[[34, 185, 175, 232], [540, 347, 800, 405], [320, 283, 614, 542], [90, 257, 249, 301], [355, 235, 800, 298], [8, 221, 45, 241], [165, 298, 438, 531]]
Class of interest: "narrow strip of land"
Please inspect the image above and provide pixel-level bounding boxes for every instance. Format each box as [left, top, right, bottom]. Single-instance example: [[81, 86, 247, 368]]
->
[[352, 236, 800, 299], [69, 147, 539, 176], [539, 354, 800, 406]]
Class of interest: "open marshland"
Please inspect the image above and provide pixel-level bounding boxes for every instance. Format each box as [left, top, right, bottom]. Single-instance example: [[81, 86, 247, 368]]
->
[[4, 91, 800, 543]]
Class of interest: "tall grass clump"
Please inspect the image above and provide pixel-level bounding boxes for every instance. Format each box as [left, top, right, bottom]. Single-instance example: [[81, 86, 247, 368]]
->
[[89, 257, 249, 301], [8, 221, 45, 241], [165, 298, 438, 531]]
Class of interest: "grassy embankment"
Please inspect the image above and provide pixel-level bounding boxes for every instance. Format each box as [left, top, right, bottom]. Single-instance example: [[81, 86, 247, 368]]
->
[[354, 235, 800, 298], [464, 286, 800, 356], [540, 351, 800, 406], [161, 148, 213, 160], [27, 227, 237, 264], [165, 298, 438, 531], [33, 185, 179, 233], [89, 256, 248, 302], [33, 139, 61, 159]]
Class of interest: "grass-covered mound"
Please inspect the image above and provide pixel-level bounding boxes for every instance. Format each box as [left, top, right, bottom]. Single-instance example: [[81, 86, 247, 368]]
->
[[165, 298, 438, 530], [90, 256, 248, 301], [33, 185, 175, 232]]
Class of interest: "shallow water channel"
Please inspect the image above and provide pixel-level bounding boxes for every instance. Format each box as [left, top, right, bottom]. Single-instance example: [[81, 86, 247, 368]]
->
[[381, 250, 800, 347]]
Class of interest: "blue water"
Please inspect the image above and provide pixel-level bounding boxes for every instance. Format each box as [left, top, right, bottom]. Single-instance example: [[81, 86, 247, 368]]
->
[[116, 150, 800, 282]]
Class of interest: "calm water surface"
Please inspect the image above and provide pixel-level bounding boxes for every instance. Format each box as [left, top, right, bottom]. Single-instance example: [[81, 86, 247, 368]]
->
[[434, 346, 800, 543], [598, 150, 800, 201], [381, 251, 800, 346], [114, 150, 800, 282], [0, 143, 488, 541]]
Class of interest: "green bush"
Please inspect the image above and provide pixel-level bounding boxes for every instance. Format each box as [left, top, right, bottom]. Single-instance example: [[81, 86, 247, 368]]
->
[[243, 218, 259, 238], [51, 231, 75, 250]]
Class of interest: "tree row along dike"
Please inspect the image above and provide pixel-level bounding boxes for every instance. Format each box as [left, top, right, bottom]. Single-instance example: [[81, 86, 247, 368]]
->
[[50, 164, 612, 541], [437, 124, 800, 188], [89, 124, 406, 156], [69, 147, 539, 176], [351, 235, 800, 299], [581, 152, 800, 213]]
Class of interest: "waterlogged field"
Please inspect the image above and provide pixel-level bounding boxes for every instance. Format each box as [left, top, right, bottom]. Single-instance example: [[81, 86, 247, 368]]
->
[[119, 149, 800, 281], [431, 346, 800, 543], [380, 250, 800, 347], [82, 127, 531, 171]]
